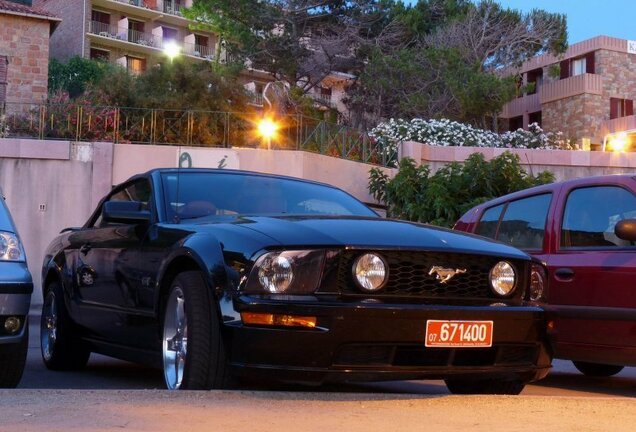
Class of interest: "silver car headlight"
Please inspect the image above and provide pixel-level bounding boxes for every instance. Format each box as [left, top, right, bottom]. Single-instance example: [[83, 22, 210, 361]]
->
[[244, 250, 325, 294], [490, 261, 516, 296], [0, 232, 24, 262]]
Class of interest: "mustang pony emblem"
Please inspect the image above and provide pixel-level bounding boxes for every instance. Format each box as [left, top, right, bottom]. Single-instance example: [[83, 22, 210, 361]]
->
[[428, 266, 467, 284]]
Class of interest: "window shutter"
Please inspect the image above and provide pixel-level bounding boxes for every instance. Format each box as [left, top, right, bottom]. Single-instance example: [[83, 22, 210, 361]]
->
[[610, 98, 619, 120], [559, 59, 570, 79], [626, 99, 634, 117], [0, 56, 7, 105], [586, 52, 595, 74]]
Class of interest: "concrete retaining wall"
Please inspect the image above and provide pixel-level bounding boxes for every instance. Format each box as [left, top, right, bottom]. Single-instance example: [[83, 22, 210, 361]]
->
[[400, 141, 636, 181]]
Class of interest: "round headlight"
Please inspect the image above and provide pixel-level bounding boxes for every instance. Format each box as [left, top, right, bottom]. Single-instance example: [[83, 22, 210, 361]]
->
[[353, 253, 388, 292], [258, 255, 293, 293], [490, 261, 516, 296]]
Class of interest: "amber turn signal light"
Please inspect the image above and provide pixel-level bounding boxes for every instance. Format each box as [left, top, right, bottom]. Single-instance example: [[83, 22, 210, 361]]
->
[[241, 312, 317, 328]]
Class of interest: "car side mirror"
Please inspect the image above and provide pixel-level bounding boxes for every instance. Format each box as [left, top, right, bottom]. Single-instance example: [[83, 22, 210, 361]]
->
[[103, 201, 151, 224], [615, 219, 636, 242]]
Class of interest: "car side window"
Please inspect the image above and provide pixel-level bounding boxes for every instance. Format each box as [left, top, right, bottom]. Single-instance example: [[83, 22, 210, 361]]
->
[[561, 186, 636, 248], [91, 179, 152, 228], [475, 204, 504, 239], [497, 194, 551, 250]]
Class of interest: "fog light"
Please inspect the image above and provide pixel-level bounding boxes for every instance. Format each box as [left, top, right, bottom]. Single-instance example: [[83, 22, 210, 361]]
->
[[353, 253, 388, 292], [4, 316, 21, 334], [241, 312, 316, 328]]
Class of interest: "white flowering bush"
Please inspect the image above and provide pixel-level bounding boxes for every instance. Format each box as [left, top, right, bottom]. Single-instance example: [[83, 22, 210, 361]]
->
[[371, 118, 574, 166], [0, 115, 8, 138]]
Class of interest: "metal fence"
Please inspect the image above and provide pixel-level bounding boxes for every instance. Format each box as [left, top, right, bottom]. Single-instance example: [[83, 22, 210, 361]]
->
[[0, 103, 396, 166]]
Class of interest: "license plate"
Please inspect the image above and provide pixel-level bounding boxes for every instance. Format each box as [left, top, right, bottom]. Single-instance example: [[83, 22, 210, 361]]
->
[[425, 320, 493, 348]]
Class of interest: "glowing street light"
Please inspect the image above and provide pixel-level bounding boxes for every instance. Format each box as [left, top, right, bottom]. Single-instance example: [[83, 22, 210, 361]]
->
[[609, 132, 628, 152], [258, 118, 278, 150], [164, 41, 181, 62]]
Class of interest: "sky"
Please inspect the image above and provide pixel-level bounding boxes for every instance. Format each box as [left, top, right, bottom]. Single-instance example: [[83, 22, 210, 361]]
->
[[403, 0, 636, 44]]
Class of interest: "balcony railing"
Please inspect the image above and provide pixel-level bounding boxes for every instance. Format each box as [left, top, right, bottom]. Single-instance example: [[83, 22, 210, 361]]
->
[[90, 21, 218, 61], [183, 43, 214, 59], [163, 0, 183, 16], [0, 103, 395, 167], [110, 0, 185, 17], [313, 93, 334, 107]]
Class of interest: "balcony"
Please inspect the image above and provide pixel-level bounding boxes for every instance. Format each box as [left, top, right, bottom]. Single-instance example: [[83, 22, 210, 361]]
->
[[88, 21, 217, 62], [94, 0, 190, 26], [182, 43, 214, 60], [313, 93, 334, 108], [501, 73, 604, 119], [540, 73, 603, 104], [500, 93, 540, 119]]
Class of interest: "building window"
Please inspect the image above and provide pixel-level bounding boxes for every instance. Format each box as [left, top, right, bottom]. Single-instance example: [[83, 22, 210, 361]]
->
[[560, 52, 595, 79], [163, 27, 178, 44], [610, 98, 634, 120], [128, 19, 145, 44], [526, 68, 543, 95], [91, 10, 110, 34], [126, 56, 146, 74], [528, 111, 542, 127], [90, 48, 110, 61], [508, 116, 523, 131], [571, 57, 586, 76]]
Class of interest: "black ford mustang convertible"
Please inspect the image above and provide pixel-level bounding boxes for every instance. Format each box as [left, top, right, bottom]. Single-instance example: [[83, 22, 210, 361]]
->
[[41, 168, 551, 393]]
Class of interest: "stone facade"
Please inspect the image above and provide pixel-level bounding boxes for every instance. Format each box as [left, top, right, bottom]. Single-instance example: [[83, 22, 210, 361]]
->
[[0, 6, 57, 105], [542, 93, 605, 143]]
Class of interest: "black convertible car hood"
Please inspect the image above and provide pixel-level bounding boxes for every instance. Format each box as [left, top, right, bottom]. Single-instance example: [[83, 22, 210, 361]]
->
[[226, 216, 529, 260]]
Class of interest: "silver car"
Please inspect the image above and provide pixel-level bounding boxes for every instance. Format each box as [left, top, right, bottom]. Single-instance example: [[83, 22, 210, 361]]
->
[[0, 188, 32, 387]]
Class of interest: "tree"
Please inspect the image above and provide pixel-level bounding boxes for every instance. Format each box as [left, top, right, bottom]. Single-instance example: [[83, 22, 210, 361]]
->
[[185, 1, 402, 111], [347, 0, 567, 128], [48, 57, 116, 98]]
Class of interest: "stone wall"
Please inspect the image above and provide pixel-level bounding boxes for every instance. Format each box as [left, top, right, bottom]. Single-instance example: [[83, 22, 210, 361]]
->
[[0, 13, 51, 103], [542, 93, 605, 143], [33, 0, 87, 61], [596, 49, 636, 101]]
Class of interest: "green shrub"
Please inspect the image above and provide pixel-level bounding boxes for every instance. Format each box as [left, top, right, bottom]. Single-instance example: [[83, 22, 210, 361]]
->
[[369, 152, 554, 227]]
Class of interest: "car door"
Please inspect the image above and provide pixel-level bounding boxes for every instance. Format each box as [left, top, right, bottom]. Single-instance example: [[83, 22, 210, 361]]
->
[[72, 178, 155, 343], [546, 182, 636, 357]]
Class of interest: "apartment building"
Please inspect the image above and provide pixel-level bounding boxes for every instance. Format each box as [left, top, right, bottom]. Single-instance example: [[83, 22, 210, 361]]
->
[[500, 36, 636, 149], [0, 0, 60, 105], [34, 0, 225, 74]]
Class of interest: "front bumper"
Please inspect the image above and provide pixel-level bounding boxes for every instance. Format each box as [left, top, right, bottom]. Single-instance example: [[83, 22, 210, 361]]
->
[[0, 262, 32, 344], [223, 296, 552, 385]]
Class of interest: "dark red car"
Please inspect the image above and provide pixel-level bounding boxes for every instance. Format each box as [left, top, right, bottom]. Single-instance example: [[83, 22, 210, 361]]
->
[[455, 175, 636, 377]]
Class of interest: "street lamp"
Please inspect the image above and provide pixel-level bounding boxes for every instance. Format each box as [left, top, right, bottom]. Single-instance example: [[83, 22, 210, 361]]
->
[[603, 129, 636, 152], [258, 117, 278, 150], [164, 41, 181, 63]]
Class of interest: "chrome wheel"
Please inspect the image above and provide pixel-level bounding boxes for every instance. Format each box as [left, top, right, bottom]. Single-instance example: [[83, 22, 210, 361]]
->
[[41, 291, 58, 362], [163, 286, 187, 390]]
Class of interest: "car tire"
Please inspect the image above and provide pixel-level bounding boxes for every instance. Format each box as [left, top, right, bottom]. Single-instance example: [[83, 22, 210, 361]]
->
[[162, 271, 232, 390], [40, 282, 91, 371], [445, 378, 526, 395], [0, 324, 29, 388], [572, 361, 624, 377]]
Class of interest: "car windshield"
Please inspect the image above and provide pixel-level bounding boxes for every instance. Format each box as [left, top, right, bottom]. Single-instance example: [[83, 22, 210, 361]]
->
[[161, 172, 378, 221]]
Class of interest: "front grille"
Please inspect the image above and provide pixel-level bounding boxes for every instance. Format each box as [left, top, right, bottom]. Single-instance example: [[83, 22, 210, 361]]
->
[[334, 344, 538, 368], [336, 250, 519, 299]]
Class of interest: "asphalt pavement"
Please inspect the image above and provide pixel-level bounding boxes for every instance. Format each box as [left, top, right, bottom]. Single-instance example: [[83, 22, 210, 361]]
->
[[0, 319, 634, 432]]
